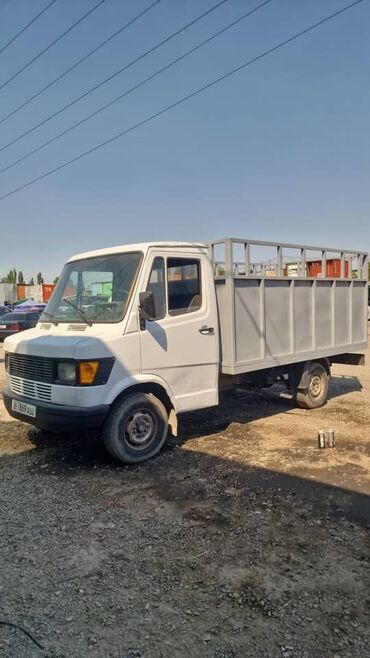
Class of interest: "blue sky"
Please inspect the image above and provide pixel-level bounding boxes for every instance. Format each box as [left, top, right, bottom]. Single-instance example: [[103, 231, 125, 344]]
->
[[0, 0, 368, 281]]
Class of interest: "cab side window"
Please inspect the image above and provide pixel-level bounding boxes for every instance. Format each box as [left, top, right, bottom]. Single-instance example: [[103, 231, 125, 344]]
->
[[146, 257, 166, 320], [167, 258, 201, 315]]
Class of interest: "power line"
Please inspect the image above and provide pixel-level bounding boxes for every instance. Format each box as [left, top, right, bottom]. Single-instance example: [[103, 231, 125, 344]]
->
[[0, 0, 162, 126], [0, 0, 108, 93], [0, 0, 58, 57], [0, 0, 230, 154], [0, 0, 364, 203], [0, 0, 273, 176]]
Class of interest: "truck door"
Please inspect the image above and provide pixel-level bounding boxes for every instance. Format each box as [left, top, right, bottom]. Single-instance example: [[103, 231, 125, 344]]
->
[[139, 252, 219, 412]]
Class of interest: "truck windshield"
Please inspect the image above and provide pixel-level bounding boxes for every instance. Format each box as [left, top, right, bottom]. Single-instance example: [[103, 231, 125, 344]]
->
[[43, 252, 142, 324]]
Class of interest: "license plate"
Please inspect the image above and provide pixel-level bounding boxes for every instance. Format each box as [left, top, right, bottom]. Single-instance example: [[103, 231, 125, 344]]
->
[[11, 399, 36, 418], [0, 325, 6, 329]]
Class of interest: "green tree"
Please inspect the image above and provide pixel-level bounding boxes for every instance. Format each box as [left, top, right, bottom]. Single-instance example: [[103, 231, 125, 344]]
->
[[1, 268, 17, 283], [18, 271, 25, 284], [36, 272, 44, 285], [29, 277, 35, 285], [53, 276, 59, 285]]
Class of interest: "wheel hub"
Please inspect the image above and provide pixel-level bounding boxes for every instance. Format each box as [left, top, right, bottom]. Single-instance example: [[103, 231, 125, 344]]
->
[[310, 375, 322, 398], [125, 410, 155, 447]]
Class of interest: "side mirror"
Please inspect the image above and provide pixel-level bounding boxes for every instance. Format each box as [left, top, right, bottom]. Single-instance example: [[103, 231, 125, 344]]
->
[[139, 291, 155, 326]]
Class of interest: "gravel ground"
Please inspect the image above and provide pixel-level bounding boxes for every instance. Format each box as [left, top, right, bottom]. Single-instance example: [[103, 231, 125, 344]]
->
[[0, 340, 369, 658]]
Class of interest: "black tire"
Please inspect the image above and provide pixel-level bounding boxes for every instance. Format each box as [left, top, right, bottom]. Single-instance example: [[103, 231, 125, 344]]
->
[[102, 392, 168, 464], [296, 362, 329, 409]]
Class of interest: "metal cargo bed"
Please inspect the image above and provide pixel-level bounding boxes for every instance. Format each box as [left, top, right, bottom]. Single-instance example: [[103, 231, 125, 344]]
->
[[209, 238, 368, 375]]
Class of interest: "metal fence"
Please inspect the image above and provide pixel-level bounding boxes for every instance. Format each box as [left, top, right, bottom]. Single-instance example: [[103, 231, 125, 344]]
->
[[208, 238, 368, 281]]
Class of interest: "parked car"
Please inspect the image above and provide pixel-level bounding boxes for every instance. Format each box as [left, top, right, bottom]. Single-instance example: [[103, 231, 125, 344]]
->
[[15, 302, 46, 313], [0, 305, 10, 317], [0, 311, 41, 340]]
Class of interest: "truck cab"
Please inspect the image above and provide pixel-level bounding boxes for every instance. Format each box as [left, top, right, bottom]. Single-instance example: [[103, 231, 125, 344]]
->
[[3, 242, 219, 463]]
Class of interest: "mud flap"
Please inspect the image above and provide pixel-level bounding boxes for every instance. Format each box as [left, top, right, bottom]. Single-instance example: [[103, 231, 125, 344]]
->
[[296, 359, 331, 392], [168, 408, 178, 437]]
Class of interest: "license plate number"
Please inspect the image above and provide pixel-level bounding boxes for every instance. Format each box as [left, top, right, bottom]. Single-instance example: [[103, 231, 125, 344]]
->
[[11, 400, 36, 418], [0, 325, 6, 329]]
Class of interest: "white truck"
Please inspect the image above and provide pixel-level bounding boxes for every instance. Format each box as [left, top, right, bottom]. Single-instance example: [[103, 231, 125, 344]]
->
[[3, 238, 368, 464]]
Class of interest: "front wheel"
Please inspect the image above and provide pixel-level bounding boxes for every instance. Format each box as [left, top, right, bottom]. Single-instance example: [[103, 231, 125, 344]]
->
[[102, 392, 168, 464], [296, 362, 329, 409]]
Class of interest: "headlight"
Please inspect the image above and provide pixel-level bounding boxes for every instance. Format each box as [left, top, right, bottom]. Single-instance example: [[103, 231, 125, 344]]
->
[[57, 362, 76, 384], [54, 358, 113, 386]]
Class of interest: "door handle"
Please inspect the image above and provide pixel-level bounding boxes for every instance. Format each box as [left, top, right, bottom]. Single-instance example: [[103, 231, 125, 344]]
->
[[199, 325, 214, 335]]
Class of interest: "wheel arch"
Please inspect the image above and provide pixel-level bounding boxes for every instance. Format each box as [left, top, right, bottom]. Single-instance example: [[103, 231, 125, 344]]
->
[[109, 377, 178, 436], [318, 358, 331, 377], [295, 358, 331, 392]]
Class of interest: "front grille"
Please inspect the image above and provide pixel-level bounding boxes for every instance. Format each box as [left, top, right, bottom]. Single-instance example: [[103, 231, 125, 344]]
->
[[7, 353, 115, 388], [10, 376, 52, 401], [8, 353, 55, 383]]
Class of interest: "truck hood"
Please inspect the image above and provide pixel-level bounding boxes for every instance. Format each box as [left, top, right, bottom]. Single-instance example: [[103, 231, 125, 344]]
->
[[4, 328, 112, 360]]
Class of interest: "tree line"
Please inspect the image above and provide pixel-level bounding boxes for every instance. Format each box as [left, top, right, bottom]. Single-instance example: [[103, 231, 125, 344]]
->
[[1, 269, 45, 285]]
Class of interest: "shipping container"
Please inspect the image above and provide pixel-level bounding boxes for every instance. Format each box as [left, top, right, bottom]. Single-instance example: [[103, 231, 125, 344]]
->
[[17, 284, 26, 300], [102, 282, 112, 298], [27, 285, 42, 302], [308, 258, 349, 278], [282, 262, 309, 277], [0, 283, 17, 304], [90, 281, 112, 297], [42, 284, 55, 302]]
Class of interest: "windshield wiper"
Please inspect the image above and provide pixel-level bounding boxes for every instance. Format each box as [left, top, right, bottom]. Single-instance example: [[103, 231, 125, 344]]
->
[[41, 311, 58, 326], [62, 298, 92, 326]]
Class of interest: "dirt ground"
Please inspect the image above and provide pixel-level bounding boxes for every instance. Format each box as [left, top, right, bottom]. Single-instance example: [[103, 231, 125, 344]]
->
[[0, 339, 369, 658]]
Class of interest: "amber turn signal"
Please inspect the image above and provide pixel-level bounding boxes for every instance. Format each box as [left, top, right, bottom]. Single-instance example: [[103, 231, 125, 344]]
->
[[78, 361, 99, 385]]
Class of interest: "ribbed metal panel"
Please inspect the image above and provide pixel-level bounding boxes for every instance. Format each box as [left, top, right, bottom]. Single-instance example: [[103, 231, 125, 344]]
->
[[9, 353, 55, 383], [10, 376, 52, 401]]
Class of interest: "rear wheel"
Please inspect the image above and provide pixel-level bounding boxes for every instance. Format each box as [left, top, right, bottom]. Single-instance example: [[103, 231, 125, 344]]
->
[[296, 362, 329, 409], [102, 392, 168, 464]]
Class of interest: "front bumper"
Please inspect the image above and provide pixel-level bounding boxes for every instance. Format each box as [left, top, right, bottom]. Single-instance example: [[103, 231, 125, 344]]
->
[[2, 388, 109, 431]]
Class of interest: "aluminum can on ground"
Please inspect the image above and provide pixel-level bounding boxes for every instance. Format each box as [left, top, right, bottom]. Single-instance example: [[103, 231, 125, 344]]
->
[[318, 430, 326, 449], [327, 429, 335, 448]]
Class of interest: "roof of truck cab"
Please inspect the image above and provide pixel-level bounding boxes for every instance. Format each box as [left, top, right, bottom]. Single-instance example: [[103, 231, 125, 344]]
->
[[68, 242, 208, 262]]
